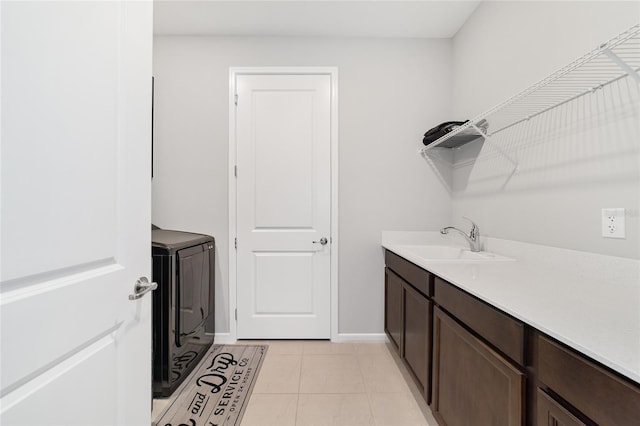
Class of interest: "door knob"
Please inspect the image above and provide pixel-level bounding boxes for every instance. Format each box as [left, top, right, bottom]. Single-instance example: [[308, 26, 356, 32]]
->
[[128, 277, 158, 300], [312, 237, 328, 245]]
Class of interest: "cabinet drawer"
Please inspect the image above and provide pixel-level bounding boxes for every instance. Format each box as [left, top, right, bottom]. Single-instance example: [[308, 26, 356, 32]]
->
[[434, 277, 525, 366], [537, 334, 640, 426], [385, 250, 432, 297]]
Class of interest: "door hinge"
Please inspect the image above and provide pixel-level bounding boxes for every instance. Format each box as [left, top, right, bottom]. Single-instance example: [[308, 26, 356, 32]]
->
[[234, 94, 238, 106], [234, 165, 237, 177], [235, 308, 237, 321], [234, 237, 237, 249]]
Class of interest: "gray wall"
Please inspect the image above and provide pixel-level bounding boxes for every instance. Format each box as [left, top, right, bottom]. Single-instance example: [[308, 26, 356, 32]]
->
[[153, 2, 639, 337], [449, 1, 640, 258], [152, 36, 452, 335]]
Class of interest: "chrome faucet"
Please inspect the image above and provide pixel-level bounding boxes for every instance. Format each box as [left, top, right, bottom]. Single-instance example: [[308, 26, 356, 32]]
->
[[441, 217, 481, 252]]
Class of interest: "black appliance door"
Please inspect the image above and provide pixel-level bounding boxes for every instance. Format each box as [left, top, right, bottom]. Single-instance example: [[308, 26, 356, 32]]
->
[[175, 244, 210, 347]]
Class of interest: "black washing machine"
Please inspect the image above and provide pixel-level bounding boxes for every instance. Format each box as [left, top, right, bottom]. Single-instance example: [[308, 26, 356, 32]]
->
[[152, 229, 215, 397]]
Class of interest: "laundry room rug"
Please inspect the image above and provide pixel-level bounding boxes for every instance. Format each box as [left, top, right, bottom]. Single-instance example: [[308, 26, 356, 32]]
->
[[154, 344, 268, 426]]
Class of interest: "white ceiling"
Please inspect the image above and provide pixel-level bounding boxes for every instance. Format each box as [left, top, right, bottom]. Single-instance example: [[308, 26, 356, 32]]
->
[[154, 1, 482, 38]]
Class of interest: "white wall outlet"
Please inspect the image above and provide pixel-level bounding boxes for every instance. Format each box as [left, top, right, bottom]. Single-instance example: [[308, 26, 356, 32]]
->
[[602, 208, 626, 239]]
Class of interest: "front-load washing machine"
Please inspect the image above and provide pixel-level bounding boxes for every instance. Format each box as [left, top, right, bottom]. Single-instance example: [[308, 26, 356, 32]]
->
[[151, 229, 215, 397]]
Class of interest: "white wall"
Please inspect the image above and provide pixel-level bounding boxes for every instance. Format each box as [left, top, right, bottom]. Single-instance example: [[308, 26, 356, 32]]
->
[[450, 1, 640, 258], [152, 36, 452, 335]]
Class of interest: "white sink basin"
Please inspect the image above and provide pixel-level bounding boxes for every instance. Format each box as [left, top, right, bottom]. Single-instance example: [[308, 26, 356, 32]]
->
[[394, 245, 514, 262]]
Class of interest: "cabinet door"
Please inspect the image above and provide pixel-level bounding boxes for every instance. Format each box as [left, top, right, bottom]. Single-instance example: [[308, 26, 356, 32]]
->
[[432, 307, 524, 426], [403, 282, 432, 401], [384, 268, 403, 352], [536, 389, 587, 426]]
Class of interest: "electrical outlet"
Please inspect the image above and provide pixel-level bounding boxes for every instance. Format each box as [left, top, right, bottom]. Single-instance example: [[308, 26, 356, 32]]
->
[[602, 208, 625, 239]]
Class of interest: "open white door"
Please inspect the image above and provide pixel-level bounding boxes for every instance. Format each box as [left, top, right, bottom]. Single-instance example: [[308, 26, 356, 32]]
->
[[234, 72, 332, 339], [0, 2, 153, 425]]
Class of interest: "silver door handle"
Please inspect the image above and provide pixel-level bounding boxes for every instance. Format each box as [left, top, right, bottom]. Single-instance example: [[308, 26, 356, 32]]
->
[[128, 277, 158, 300], [312, 237, 328, 245]]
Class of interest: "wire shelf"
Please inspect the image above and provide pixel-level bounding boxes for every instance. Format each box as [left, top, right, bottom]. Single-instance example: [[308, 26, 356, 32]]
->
[[420, 24, 640, 154]]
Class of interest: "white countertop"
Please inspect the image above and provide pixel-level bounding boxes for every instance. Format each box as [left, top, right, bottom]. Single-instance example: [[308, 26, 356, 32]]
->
[[381, 231, 640, 384]]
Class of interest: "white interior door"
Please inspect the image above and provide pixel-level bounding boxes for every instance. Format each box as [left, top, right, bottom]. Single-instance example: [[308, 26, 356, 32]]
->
[[0, 2, 153, 425], [235, 73, 332, 339]]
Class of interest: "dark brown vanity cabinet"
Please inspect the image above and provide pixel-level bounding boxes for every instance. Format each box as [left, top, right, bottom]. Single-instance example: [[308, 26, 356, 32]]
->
[[383, 250, 640, 426], [534, 334, 640, 426], [384, 251, 433, 401], [432, 279, 525, 426]]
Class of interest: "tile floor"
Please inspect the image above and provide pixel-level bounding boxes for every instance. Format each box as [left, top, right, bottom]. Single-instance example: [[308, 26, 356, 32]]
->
[[152, 340, 438, 426]]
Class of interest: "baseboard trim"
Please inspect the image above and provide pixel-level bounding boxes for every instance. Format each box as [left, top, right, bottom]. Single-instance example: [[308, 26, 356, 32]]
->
[[213, 333, 236, 345], [214, 332, 389, 344], [333, 333, 389, 343]]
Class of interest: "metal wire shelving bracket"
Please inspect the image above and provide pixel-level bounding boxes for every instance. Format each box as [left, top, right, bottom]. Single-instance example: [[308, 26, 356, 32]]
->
[[419, 24, 640, 167]]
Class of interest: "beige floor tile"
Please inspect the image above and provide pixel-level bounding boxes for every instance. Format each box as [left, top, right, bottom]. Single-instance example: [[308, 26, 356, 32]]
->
[[353, 342, 393, 355], [296, 394, 374, 426], [238, 340, 305, 355], [357, 353, 411, 394], [302, 341, 355, 354], [253, 354, 302, 393], [240, 394, 298, 426], [231, 340, 439, 426], [378, 351, 440, 425], [300, 354, 366, 394], [368, 393, 431, 426]]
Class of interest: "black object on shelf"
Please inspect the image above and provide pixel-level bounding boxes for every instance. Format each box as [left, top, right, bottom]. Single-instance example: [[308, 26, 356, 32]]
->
[[422, 119, 488, 149]]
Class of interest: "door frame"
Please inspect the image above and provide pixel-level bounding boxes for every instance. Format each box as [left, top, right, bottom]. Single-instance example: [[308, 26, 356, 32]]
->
[[228, 67, 339, 342]]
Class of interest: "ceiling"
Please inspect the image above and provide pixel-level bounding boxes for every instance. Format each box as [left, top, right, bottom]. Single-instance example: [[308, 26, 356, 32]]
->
[[154, 0, 482, 38]]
